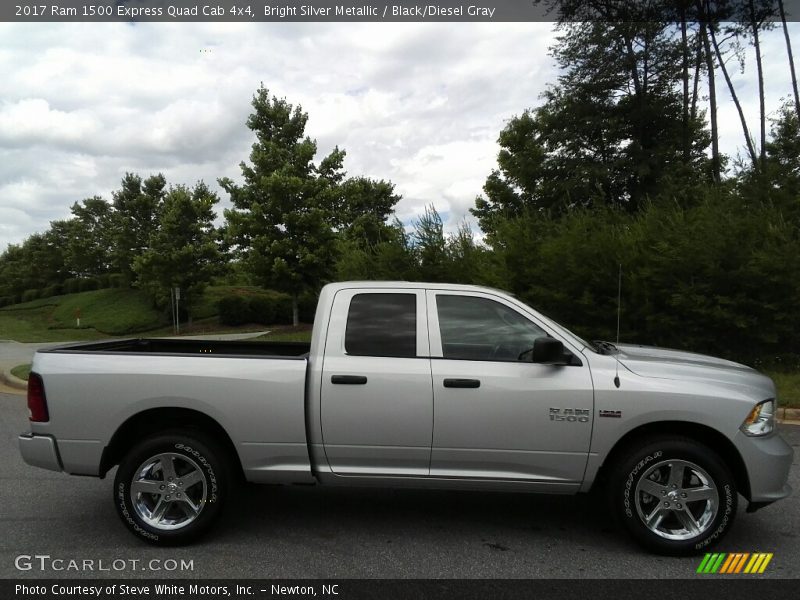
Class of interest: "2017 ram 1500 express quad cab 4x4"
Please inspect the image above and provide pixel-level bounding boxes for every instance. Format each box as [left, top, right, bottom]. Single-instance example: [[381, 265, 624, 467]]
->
[[19, 282, 793, 554]]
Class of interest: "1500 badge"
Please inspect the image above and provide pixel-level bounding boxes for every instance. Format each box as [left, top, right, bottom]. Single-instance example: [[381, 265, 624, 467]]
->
[[549, 408, 591, 422]]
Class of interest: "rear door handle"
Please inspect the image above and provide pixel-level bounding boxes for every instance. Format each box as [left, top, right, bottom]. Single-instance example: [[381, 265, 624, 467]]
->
[[443, 378, 480, 389], [331, 375, 368, 385]]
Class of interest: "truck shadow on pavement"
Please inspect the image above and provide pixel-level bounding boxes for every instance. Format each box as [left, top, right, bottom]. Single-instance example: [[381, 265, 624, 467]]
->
[[215, 482, 628, 553]]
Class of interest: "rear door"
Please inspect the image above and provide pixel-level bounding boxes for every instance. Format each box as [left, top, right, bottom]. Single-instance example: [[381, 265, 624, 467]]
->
[[320, 288, 433, 476]]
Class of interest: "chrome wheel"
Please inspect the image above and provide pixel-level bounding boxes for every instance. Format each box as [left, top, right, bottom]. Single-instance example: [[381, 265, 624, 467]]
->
[[130, 452, 207, 531], [634, 459, 719, 541]]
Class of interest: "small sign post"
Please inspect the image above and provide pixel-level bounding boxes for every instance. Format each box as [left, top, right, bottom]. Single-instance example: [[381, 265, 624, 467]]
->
[[75, 307, 81, 328], [174, 287, 181, 335]]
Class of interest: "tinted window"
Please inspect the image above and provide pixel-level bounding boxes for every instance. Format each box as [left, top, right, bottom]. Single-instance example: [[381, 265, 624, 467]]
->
[[436, 295, 546, 361], [345, 293, 417, 358]]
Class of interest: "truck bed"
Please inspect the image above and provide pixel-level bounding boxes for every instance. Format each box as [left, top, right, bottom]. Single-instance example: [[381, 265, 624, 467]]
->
[[39, 338, 311, 358]]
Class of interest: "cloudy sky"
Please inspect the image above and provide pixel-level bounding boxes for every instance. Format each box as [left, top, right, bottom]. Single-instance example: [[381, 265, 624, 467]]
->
[[0, 21, 798, 252]]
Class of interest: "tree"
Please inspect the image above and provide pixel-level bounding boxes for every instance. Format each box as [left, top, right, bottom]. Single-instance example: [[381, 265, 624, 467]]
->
[[134, 182, 222, 320], [412, 206, 449, 282], [0, 226, 69, 298], [111, 173, 166, 284], [738, 101, 800, 213], [473, 6, 713, 237], [336, 219, 417, 281], [744, 0, 777, 169], [66, 196, 114, 277], [221, 86, 341, 325], [335, 177, 401, 248], [778, 0, 800, 120]]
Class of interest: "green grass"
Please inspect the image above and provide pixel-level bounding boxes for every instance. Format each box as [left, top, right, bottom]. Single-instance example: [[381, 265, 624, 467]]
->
[[10, 364, 31, 381], [765, 371, 800, 409], [0, 286, 291, 342], [0, 289, 167, 342], [253, 326, 313, 343], [0, 307, 110, 342]]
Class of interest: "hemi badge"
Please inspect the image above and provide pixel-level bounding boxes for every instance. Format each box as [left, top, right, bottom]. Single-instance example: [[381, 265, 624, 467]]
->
[[599, 410, 622, 418]]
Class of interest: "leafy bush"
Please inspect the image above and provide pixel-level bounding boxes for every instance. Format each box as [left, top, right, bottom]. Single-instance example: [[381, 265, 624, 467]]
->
[[41, 284, 63, 298], [217, 296, 253, 326], [492, 189, 800, 364], [248, 296, 277, 325], [216, 290, 299, 326], [21, 289, 40, 303], [298, 293, 318, 323], [78, 278, 100, 292], [272, 296, 294, 325], [63, 278, 81, 294], [0, 296, 13, 308], [108, 274, 127, 289], [97, 274, 111, 289]]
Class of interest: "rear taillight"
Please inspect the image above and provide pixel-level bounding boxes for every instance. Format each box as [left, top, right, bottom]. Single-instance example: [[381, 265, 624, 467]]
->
[[27, 373, 49, 422]]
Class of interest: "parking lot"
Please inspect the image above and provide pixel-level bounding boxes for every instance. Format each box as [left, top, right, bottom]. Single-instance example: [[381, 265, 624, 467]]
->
[[1, 391, 798, 579]]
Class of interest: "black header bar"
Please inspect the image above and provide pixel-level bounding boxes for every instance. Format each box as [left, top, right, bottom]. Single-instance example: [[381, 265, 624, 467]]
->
[[4, 1, 800, 23]]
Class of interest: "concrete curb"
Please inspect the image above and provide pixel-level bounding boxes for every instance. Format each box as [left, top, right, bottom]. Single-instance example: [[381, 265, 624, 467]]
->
[[777, 407, 800, 424], [0, 367, 27, 390]]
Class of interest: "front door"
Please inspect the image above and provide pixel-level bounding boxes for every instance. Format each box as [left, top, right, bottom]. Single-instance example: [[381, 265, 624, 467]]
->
[[427, 290, 593, 488]]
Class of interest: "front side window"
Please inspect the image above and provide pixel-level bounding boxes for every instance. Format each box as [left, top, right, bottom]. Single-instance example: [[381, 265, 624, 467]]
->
[[345, 293, 417, 358], [436, 295, 546, 361]]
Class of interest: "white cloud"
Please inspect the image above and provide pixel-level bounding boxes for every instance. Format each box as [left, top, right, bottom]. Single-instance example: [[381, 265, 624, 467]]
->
[[0, 21, 797, 252], [0, 99, 102, 148]]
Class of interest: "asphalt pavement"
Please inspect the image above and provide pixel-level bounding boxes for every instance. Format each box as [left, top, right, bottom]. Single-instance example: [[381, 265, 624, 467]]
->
[[1, 391, 798, 579]]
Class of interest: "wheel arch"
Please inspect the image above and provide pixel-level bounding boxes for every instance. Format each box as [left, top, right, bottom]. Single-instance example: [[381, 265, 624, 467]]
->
[[99, 407, 244, 481], [594, 421, 751, 500]]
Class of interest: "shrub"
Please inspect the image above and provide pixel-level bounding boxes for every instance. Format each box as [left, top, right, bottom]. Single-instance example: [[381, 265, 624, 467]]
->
[[0, 296, 13, 308], [63, 278, 81, 294], [78, 278, 100, 292], [272, 296, 294, 324], [40, 284, 63, 298], [217, 295, 252, 326], [248, 296, 277, 325], [108, 273, 127, 288], [298, 293, 318, 323], [97, 274, 111, 289], [21, 289, 40, 303]]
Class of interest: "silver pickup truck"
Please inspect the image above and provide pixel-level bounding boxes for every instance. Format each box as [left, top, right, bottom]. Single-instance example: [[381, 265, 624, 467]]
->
[[19, 281, 792, 554]]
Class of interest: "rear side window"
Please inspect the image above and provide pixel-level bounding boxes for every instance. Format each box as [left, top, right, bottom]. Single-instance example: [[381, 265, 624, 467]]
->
[[345, 293, 417, 358]]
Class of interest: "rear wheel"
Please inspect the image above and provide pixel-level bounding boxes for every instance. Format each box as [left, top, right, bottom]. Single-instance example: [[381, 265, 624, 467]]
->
[[609, 436, 737, 555], [113, 430, 228, 545]]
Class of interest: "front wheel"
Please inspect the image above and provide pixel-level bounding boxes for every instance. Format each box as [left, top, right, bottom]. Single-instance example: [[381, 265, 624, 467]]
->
[[114, 430, 229, 545], [609, 436, 737, 555]]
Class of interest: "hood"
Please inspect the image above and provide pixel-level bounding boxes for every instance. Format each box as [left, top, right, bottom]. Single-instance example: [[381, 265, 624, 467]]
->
[[615, 343, 775, 399]]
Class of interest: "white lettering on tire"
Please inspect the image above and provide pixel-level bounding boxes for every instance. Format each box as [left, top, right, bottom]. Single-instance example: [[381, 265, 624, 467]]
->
[[623, 450, 662, 518]]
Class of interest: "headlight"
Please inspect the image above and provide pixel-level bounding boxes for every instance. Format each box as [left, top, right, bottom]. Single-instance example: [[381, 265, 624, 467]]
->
[[740, 399, 775, 436]]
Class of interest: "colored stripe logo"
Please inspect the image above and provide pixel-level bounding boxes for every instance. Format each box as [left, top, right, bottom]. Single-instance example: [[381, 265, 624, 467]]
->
[[696, 553, 773, 574]]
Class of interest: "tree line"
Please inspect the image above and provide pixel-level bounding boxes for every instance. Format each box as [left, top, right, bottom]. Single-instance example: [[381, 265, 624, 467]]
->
[[0, 86, 485, 327], [469, 0, 800, 364], [2, 1, 799, 364]]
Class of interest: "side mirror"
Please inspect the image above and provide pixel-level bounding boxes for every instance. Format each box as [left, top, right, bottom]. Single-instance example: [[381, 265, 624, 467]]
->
[[532, 337, 567, 365]]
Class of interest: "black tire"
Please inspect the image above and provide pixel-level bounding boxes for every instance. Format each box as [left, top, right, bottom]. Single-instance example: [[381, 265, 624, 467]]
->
[[608, 436, 737, 555], [114, 430, 229, 545]]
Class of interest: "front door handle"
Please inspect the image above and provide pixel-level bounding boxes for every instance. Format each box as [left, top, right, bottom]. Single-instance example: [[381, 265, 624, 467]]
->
[[331, 375, 368, 385], [443, 378, 480, 389]]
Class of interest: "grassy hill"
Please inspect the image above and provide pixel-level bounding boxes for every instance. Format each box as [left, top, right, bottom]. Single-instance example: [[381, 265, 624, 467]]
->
[[0, 286, 278, 342], [0, 289, 166, 342]]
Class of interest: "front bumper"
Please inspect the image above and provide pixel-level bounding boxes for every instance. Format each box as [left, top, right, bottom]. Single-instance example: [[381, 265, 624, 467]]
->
[[18, 433, 63, 472], [734, 430, 793, 503]]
